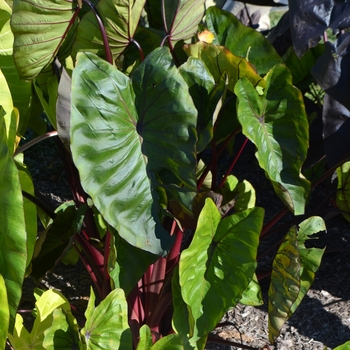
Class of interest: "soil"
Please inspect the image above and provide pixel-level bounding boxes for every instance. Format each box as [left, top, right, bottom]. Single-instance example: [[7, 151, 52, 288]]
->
[[12, 135, 350, 350]]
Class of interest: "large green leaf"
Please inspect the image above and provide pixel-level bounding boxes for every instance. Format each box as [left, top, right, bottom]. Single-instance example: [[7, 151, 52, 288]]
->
[[235, 64, 310, 215], [205, 6, 281, 75], [183, 41, 263, 93], [11, 0, 77, 79], [0, 0, 32, 135], [162, 0, 206, 47], [0, 112, 26, 332], [179, 199, 263, 343], [336, 161, 350, 223], [268, 227, 301, 343], [81, 288, 132, 350], [0, 274, 9, 350], [71, 48, 197, 255], [72, 0, 146, 61]]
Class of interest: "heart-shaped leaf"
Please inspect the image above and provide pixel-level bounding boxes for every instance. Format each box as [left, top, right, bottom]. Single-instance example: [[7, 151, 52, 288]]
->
[[81, 288, 132, 350], [235, 64, 310, 215], [11, 0, 77, 79], [71, 48, 197, 255], [179, 199, 263, 343]]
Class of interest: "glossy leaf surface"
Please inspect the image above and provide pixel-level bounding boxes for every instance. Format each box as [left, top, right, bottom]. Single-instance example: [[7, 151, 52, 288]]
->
[[239, 274, 263, 306], [73, 0, 146, 60], [81, 288, 132, 350], [71, 48, 197, 255], [235, 64, 310, 215], [205, 6, 281, 75], [0, 113, 26, 331], [11, 0, 76, 79], [179, 199, 263, 342]]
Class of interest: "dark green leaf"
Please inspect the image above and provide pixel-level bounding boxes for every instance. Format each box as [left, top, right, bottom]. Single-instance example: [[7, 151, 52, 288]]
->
[[205, 6, 282, 75], [109, 230, 158, 296], [235, 64, 310, 215], [179, 57, 216, 152], [31, 204, 86, 282]]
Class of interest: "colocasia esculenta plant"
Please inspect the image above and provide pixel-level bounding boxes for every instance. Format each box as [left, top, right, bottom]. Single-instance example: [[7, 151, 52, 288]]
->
[[1, 0, 350, 349]]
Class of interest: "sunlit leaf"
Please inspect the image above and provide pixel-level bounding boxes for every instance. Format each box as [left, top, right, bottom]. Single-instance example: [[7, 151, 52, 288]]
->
[[72, 0, 146, 61], [235, 64, 310, 215], [71, 48, 197, 255], [161, 0, 206, 47], [81, 288, 132, 350], [11, 0, 77, 79], [239, 273, 263, 306], [179, 199, 263, 343], [184, 41, 263, 93], [0, 274, 9, 350], [0, 112, 26, 331], [0, 0, 32, 134]]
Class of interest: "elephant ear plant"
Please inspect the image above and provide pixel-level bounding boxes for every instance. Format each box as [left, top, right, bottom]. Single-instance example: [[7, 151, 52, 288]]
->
[[3, 0, 349, 348]]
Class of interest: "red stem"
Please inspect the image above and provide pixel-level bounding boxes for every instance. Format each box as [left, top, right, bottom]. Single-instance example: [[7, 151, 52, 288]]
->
[[219, 137, 249, 188]]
